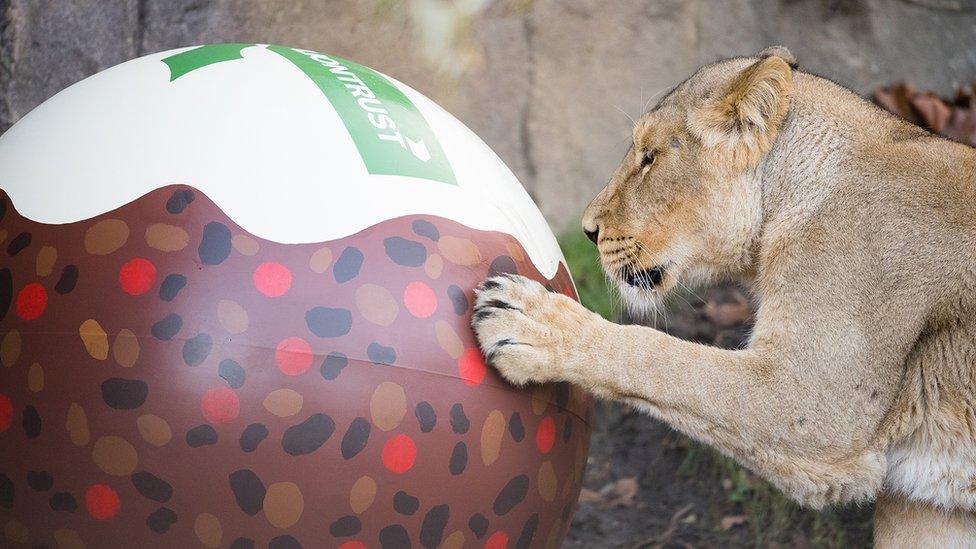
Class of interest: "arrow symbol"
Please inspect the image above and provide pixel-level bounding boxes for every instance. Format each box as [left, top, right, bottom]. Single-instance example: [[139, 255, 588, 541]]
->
[[406, 137, 431, 162]]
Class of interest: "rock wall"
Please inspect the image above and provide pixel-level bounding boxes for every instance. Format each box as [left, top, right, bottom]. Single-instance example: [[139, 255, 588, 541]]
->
[[2, 0, 976, 230]]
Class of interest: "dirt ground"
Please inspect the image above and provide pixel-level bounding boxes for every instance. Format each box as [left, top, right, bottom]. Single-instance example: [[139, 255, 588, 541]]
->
[[561, 283, 875, 548]]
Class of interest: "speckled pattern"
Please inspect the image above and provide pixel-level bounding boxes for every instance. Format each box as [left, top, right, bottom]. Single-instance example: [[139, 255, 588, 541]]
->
[[0, 185, 590, 548]]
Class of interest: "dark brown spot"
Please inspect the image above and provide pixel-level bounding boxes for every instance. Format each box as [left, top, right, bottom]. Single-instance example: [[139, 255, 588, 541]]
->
[[229, 469, 265, 516], [420, 504, 450, 548], [186, 424, 217, 447], [393, 491, 419, 515], [239, 423, 268, 453], [101, 378, 149, 409], [341, 417, 370, 459], [8, 232, 31, 256], [282, 414, 335, 455], [26, 471, 53, 491], [49, 491, 76, 512], [493, 475, 529, 516], [146, 507, 177, 533], [131, 471, 172, 502]]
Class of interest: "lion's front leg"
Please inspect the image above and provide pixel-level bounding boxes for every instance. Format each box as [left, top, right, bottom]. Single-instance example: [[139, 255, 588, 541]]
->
[[471, 274, 604, 387], [471, 274, 888, 507]]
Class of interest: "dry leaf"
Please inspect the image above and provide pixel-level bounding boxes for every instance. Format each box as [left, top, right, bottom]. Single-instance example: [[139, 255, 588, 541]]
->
[[874, 82, 976, 146], [578, 488, 603, 503], [721, 514, 749, 531], [604, 476, 639, 507]]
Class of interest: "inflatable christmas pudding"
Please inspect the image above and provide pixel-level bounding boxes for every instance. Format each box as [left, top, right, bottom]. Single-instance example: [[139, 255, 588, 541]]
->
[[0, 44, 591, 548]]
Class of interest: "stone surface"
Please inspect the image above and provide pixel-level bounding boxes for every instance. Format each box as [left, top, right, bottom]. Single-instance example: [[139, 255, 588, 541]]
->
[[3, 0, 976, 229]]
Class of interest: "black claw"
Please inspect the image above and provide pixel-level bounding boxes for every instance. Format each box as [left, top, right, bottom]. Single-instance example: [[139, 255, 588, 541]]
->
[[480, 279, 502, 291], [484, 350, 498, 367], [482, 299, 520, 311], [473, 309, 494, 322]]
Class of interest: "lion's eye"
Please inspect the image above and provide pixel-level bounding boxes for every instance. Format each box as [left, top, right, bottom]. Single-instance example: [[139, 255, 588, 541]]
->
[[642, 150, 656, 167]]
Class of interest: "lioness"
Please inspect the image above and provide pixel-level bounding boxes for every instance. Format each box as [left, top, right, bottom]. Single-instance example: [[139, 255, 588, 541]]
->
[[471, 46, 976, 547]]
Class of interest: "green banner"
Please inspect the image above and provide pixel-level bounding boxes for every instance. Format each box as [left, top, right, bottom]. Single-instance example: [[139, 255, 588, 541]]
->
[[161, 44, 457, 186]]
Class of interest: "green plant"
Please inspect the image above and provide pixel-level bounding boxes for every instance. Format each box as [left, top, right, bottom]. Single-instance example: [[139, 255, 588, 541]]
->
[[558, 230, 616, 320]]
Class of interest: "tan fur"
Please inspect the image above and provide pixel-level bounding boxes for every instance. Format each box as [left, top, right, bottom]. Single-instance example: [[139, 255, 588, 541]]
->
[[471, 47, 976, 547]]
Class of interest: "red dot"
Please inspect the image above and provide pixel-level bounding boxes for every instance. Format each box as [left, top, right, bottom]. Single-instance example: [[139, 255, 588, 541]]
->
[[118, 258, 157, 296], [85, 484, 120, 520], [381, 434, 417, 474], [15, 283, 47, 320], [338, 543, 367, 549], [458, 348, 487, 386], [484, 531, 509, 549], [0, 394, 11, 432], [253, 262, 292, 297], [275, 337, 313, 376], [201, 386, 240, 424], [403, 281, 437, 318], [536, 416, 556, 454]]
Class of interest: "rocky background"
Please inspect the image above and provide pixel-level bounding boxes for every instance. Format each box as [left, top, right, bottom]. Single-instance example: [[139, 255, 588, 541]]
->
[[3, 0, 976, 546], [4, 0, 976, 230]]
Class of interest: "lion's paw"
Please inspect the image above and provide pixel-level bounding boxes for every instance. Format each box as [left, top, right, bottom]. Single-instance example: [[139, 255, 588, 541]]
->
[[471, 274, 593, 386]]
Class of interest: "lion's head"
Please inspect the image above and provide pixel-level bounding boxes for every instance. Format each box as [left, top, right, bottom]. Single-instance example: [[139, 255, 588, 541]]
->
[[582, 47, 796, 312]]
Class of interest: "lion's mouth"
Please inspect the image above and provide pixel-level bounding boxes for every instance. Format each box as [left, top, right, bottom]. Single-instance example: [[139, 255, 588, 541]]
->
[[623, 266, 666, 290]]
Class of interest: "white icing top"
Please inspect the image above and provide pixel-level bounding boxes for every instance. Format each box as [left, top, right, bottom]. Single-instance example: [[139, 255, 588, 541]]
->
[[0, 45, 564, 278]]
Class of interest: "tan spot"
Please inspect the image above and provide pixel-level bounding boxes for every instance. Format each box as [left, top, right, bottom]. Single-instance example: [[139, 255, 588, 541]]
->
[[1, 329, 20, 368], [112, 329, 139, 368], [264, 482, 304, 528], [194, 513, 222, 548], [440, 530, 465, 549], [370, 382, 406, 431], [349, 475, 376, 514], [137, 414, 172, 447], [36, 245, 58, 276], [424, 253, 443, 279], [355, 284, 399, 327], [531, 385, 553, 415], [145, 223, 190, 252], [232, 234, 260, 256], [84, 219, 129, 255], [505, 241, 526, 262], [79, 319, 109, 360], [54, 529, 86, 549], [28, 363, 43, 392], [309, 246, 333, 273], [0, 229, 7, 244], [66, 403, 90, 446], [438, 236, 481, 266], [217, 300, 249, 334], [480, 410, 506, 466], [263, 389, 303, 417], [544, 519, 564, 549], [538, 461, 557, 502], [435, 320, 463, 359], [92, 435, 138, 476], [4, 519, 28, 544]]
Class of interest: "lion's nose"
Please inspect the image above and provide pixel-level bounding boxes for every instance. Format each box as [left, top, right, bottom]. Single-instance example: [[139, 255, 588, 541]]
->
[[583, 225, 599, 244]]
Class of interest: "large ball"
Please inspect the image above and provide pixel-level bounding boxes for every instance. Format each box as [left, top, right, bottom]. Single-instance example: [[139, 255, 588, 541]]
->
[[0, 44, 590, 548]]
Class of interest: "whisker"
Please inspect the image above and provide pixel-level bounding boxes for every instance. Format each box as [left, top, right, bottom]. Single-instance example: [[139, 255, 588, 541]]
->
[[612, 104, 636, 127], [642, 84, 673, 114]]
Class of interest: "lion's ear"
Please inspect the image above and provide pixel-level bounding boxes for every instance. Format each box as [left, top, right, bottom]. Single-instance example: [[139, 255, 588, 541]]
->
[[758, 46, 796, 68], [689, 55, 794, 168]]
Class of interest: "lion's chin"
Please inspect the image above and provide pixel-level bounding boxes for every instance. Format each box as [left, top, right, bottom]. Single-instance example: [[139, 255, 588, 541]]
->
[[616, 280, 670, 321]]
